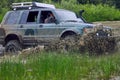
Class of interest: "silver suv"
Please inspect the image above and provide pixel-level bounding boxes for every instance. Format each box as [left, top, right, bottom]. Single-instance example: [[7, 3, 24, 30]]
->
[[0, 2, 115, 53]]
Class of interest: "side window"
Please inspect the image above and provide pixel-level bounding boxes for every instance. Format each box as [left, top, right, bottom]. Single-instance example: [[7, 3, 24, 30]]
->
[[27, 11, 39, 23], [40, 11, 55, 23], [19, 11, 28, 24], [5, 11, 20, 24]]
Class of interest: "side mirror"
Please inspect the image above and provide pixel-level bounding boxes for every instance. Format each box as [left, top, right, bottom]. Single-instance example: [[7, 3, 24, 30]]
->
[[79, 10, 85, 16], [55, 19, 59, 24]]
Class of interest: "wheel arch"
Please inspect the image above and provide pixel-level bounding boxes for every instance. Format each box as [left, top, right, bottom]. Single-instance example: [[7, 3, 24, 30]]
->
[[60, 30, 78, 39], [5, 34, 22, 45]]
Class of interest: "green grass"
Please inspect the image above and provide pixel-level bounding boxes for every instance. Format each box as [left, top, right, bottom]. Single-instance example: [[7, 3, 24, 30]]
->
[[0, 51, 120, 80]]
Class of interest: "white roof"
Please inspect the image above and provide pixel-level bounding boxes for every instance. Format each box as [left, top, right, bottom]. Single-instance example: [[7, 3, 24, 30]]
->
[[35, 2, 55, 9], [12, 2, 55, 10]]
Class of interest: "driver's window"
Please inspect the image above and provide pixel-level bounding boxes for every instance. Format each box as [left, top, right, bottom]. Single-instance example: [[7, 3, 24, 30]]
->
[[40, 11, 55, 24]]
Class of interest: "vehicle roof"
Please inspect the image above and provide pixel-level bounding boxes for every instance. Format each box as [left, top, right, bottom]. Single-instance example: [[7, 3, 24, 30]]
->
[[10, 2, 74, 13], [12, 2, 74, 11], [10, 8, 73, 13], [12, 2, 56, 10]]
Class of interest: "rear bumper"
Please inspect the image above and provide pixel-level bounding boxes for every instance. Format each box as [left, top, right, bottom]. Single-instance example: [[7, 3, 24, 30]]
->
[[0, 36, 5, 46]]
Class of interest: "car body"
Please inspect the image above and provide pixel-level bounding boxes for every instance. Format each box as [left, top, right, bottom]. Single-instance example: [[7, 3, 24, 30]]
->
[[0, 2, 113, 52]]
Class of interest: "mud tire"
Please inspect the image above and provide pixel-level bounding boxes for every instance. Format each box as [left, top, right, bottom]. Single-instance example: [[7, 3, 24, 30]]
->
[[5, 40, 22, 54], [62, 35, 78, 52]]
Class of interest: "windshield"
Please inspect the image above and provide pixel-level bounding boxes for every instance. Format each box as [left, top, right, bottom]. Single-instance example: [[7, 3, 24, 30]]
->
[[56, 10, 78, 21]]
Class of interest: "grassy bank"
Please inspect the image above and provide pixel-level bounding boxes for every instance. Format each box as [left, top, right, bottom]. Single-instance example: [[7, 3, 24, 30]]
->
[[0, 51, 120, 80]]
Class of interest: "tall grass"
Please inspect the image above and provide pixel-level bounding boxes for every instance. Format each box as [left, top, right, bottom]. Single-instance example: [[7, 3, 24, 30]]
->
[[0, 51, 120, 80]]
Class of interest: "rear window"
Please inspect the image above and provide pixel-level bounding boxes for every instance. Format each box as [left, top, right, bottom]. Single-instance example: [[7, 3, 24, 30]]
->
[[27, 11, 39, 23], [19, 11, 39, 24], [5, 11, 21, 24]]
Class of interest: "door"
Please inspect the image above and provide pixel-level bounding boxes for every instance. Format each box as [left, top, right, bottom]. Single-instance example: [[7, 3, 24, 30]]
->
[[36, 10, 64, 43], [19, 10, 39, 46]]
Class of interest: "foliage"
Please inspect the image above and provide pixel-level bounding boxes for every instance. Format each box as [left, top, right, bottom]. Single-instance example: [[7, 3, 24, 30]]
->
[[79, 4, 120, 22], [53, 0, 120, 9], [0, 8, 8, 22], [0, 0, 120, 22], [55, 2, 120, 22]]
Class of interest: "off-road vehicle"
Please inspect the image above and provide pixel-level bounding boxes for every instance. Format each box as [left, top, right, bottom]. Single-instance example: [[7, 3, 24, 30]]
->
[[0, 2, 117, 53]]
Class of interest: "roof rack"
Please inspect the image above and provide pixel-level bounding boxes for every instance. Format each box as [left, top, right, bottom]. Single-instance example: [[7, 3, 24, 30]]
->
[[12, 2, 55, 10]]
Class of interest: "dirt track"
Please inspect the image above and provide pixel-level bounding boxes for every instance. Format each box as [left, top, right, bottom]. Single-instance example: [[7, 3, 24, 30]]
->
[[94, 21, 120, 28]]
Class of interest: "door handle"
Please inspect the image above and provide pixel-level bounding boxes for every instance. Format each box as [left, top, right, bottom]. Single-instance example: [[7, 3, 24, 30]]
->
[[20, 25, 23, 28], [39, 25, 43, 28]]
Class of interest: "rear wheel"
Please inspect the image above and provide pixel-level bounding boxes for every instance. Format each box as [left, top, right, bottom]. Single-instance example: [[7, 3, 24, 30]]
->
[[5, 40, 22, 54]]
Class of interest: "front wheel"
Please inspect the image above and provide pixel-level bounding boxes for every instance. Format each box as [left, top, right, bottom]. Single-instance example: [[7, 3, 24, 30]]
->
[[5, 40, 22, 54], [62, 35, 78, 51]]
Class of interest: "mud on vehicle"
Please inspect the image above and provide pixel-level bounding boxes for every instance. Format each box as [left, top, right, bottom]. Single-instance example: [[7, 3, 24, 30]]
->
[[0, 2, 119, 54]]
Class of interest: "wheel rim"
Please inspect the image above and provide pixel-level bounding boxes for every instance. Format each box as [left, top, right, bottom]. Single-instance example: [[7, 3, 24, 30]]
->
[[7, 44, 18, 53]]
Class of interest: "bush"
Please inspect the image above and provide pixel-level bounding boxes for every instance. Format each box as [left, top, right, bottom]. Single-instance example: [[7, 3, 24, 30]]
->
[[81, 4, 120, 22], [0, 8, 8, 22], [55, 3, 120, 22]]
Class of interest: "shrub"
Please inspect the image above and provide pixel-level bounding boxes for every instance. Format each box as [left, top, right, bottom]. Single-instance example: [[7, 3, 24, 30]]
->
[[55, 3, 120, 22], [0, 8, 8, 22], [81, 4, 120, 22]]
